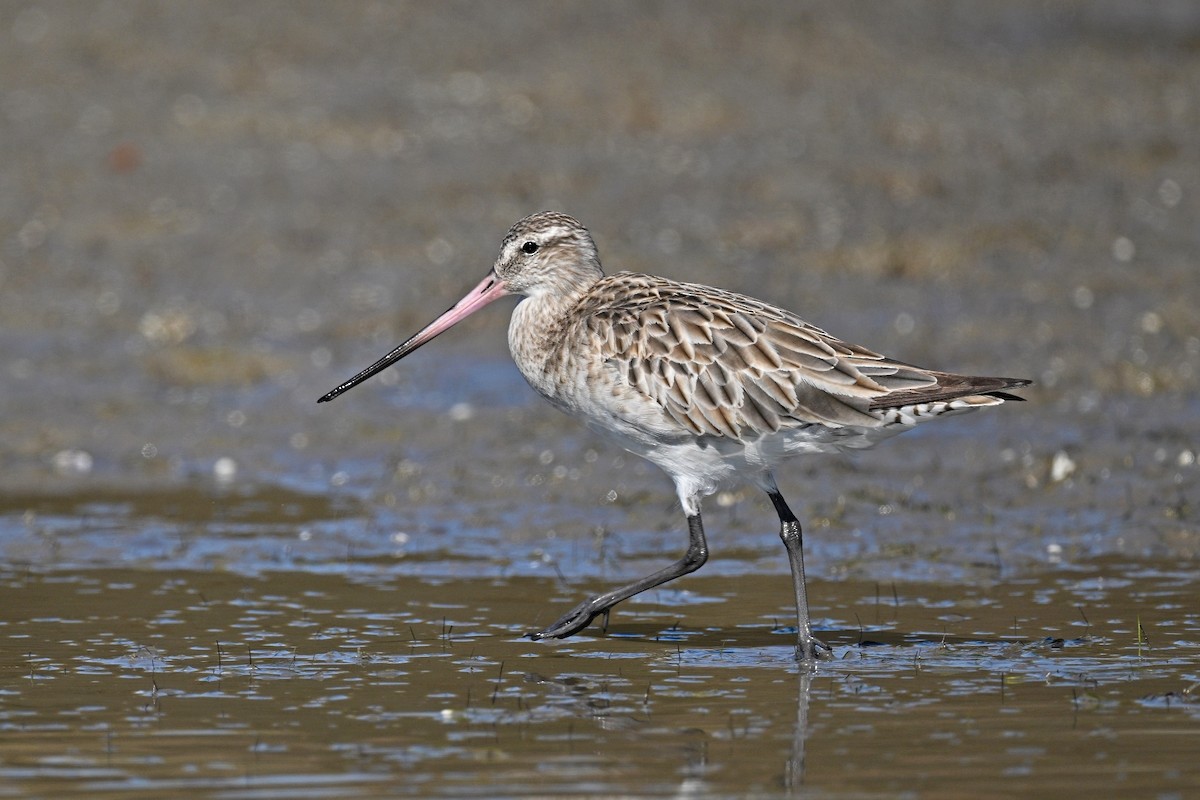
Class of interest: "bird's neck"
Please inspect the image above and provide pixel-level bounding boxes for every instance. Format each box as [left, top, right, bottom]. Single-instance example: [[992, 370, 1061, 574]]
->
[[515, 282, 590, 330], [507, 272, 600, 381]]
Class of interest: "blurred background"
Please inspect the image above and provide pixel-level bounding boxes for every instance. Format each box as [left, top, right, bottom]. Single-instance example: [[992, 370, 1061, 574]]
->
[[2, 3, 1199, 796], [2, 0, 1197, 553], [3, 1, 1196, 560], [1, 0, 1197, 565], [3, 3, 1196, 439]]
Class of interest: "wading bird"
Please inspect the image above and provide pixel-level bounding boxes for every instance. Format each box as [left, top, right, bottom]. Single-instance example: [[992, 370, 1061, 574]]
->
[[319, 212, 1028, 660]]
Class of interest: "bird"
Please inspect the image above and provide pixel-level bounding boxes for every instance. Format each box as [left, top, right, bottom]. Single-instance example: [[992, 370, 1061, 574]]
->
[[318, 211, 1029, 661]]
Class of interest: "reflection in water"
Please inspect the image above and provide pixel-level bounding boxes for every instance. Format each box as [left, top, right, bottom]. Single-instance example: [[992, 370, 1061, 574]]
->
[[0, 557, 1198, 797], [785, 668, 814, 792]]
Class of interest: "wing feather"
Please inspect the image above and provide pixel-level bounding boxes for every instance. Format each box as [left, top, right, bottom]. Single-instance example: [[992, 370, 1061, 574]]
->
[[573, 273, 1022, 442]]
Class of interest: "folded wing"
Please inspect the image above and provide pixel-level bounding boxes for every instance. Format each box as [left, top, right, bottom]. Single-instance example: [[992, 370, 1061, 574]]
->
[[576, 273, 1027, 442]]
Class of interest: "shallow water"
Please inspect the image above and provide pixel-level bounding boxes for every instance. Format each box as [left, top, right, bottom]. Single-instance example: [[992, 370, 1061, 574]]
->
[[3, 2, 1200, 797], [4, 560, 1198, 798], [3, 474, 1199, 798]]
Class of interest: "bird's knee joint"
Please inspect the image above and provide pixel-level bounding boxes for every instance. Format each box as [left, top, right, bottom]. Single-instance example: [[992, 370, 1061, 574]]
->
[[779, 521, 803, 548], [684, 543, 708, 569]]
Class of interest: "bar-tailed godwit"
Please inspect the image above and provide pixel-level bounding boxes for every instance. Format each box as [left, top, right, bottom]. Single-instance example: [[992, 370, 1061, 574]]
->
[[319, 212, 1029, 661]]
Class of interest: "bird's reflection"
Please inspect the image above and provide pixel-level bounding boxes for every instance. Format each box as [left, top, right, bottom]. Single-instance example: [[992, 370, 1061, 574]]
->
[[527, 653, 820, 795], [785, 667, 815, 791]]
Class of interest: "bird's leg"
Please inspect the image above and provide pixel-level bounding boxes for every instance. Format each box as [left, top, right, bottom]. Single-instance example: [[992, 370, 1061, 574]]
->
[[768, 491, 832, 662], [529, 513, 709, 640]]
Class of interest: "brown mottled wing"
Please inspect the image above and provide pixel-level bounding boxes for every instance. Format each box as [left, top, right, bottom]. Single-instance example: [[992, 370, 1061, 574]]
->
[[577, 274, 942, 441]]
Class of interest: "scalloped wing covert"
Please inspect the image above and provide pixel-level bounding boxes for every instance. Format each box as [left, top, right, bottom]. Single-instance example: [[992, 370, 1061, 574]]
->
[[573, 273, 940, 441]]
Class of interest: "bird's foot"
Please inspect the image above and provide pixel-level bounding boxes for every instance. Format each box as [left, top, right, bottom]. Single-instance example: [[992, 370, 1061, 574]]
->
[[796, 634, 833, 663], [527, 599, 604, 640]]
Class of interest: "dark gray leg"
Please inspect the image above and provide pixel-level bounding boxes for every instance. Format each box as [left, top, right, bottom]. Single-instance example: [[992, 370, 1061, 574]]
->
[[768, 491, 832, 661], [529, 513, 709, 640]]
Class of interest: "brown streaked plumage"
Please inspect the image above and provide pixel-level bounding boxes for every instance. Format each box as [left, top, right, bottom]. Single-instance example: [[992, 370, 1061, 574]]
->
[[319, 211, 1030, 661]]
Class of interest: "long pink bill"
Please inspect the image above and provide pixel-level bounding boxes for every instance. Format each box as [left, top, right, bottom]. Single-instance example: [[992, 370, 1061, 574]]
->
[[317, 271, 510, 403]]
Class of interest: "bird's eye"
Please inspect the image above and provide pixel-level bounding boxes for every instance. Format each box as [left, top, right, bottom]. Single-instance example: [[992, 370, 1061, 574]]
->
[[521, 241, 539, 254]]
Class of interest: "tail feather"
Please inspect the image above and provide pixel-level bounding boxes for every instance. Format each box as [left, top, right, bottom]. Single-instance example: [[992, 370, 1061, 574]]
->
[[982, 390, 1027, 403], [869, 374, 1031, 411]]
